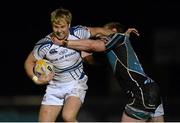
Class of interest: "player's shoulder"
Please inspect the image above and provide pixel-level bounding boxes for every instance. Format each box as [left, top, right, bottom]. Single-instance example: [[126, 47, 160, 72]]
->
[[70, 25, 89, 33], [35, 34, 53, 46], [70, 25, 90, 39]]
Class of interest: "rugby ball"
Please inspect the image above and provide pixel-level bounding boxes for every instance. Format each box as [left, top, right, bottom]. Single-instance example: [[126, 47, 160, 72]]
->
[[34, 59, 54, 77]]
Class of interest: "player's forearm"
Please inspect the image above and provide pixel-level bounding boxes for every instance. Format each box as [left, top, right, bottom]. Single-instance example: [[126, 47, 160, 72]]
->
[[66, 39, 106, 52], [88, 27, 114, 37], [24, 58, 35, 80], [52, 36, 106, 52], [24, 53, 40, 84]]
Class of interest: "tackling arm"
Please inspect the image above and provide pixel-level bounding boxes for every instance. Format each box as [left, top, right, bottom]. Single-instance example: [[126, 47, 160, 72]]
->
[[88, 27, 114, 37], [67, 39, 106, 52], [52, 37, 106, 52]]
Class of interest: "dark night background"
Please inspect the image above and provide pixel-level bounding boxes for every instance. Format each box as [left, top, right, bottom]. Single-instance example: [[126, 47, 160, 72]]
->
[[0, 0, 180, 121]]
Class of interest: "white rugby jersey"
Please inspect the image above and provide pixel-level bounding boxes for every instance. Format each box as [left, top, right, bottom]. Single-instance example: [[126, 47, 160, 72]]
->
[[32, 25, 91, 83]]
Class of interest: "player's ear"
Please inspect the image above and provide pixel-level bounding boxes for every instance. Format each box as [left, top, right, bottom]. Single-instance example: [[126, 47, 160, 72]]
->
[[69, 24, 71, 27], [112, 28, 117, 33]]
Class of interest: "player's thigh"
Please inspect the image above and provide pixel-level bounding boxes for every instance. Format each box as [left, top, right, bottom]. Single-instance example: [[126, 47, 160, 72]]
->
[[62, 96, 81, 119], [39, 104, 62, 122], [121, 112, 146, 122], [149, 115, 164, 122]]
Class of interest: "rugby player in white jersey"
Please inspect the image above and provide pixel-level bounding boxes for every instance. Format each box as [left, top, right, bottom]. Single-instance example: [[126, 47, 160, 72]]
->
[[52, 22, 164, 122], [24, 8, 113, 122]]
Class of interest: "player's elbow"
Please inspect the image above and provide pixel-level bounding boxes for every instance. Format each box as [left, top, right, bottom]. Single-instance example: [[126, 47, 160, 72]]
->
[[89, 41, 105, 52], [24, 59, 29, 73]]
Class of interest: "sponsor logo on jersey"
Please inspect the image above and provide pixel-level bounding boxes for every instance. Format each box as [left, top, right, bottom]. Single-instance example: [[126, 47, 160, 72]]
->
[[49, 48, 58, 54]]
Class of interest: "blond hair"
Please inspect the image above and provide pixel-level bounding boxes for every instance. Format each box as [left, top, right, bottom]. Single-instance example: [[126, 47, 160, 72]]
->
[[51, 8, 72, 25]]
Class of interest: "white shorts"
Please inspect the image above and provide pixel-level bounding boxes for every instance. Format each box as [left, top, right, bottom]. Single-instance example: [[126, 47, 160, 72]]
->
[[152, 103, 164, 117], [41, 75, 88, 105]]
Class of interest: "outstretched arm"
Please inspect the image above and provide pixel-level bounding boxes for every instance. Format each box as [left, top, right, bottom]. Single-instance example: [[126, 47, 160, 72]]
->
[[67, 39, 106, 52], [51, 36, 106, 52], [51, 28, 139, 52], [88, 27, 114, 37]]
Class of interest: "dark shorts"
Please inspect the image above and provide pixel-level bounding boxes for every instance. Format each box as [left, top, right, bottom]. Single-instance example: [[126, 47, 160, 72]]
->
[[124, 82, 164, 120]]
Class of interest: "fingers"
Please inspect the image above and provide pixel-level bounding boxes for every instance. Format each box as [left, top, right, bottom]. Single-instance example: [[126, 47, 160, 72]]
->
[[126, 28, 140, 36], [51, 36, 62, 44], [50, 34, 64, 45], [131, 29, 140, 36], [38, 73, 54, 85]]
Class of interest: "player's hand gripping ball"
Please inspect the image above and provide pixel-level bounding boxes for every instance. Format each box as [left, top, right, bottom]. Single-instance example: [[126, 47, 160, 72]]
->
[[34, 59, 54, 77]]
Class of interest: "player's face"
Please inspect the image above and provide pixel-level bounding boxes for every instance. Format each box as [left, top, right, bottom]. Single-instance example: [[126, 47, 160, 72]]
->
[[52, 19, 69, 40]]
